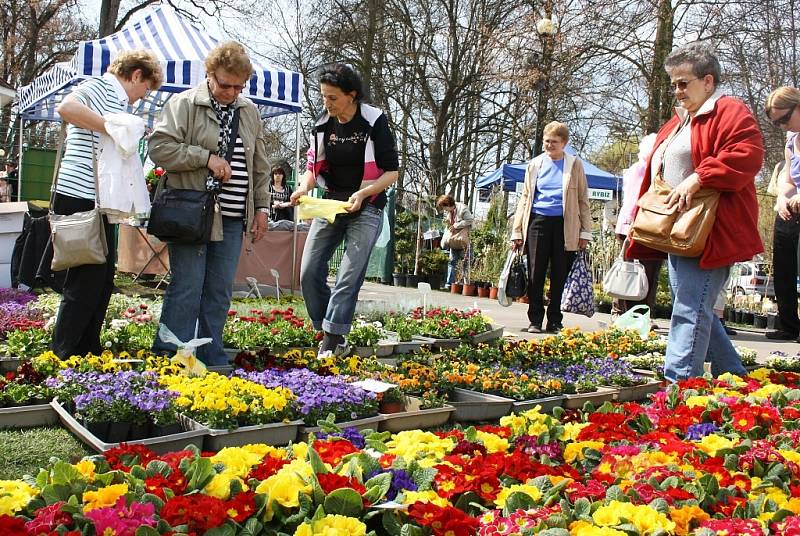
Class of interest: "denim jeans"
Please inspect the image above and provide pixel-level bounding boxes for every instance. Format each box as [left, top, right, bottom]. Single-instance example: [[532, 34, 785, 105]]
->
[[447, 248, 468, 285], [300, 204, 383, 335], [664, 254, 746, 382], [153, 217, 244, 365]]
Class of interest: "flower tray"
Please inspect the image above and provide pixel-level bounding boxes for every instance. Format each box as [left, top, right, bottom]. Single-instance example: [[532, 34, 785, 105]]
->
[[512, 395, 566, 414], [207, 364, 234, 375], [469, 324, 505, 344], [563, 386, 618, 409], [450, 388, 514, 422], [375, 342, 395, 357], [423, 336, 462, 350], [394, 339, 423, 354], [607, 379, 664, 402], [379, 397, 455, 433], [632, 368, 661, 378], [181, 416, 303, 450], [223, 348, 240, 362], [351, 346, 377, 358], [299, 414, 384, 436], [0, 356, 23, 373], [0, 403, 58, 428], [52, 400, 207, 454], [376, 356, 399, 367]]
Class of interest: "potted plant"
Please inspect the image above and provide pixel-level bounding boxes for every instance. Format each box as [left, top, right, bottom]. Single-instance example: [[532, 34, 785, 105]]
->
[[419, 249, 448, 290], [379, 387, 405, 414]]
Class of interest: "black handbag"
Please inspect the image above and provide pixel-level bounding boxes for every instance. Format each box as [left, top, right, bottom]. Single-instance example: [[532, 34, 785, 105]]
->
[[505, 253, 528, 298], [147, 108, 240, 244], [147, 185, 217, 244]]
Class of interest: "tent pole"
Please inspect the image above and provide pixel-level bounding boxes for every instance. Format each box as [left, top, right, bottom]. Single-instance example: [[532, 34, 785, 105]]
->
[[17, 115, 23, 201], [291, 112, 301, 295]]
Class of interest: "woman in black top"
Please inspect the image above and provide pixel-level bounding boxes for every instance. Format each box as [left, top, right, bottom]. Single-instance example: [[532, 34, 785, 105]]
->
[[269, 165, 294, 221], [290, 64, 399, 357]]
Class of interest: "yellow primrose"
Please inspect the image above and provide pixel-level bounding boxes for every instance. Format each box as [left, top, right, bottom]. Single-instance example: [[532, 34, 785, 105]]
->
[[386, 430, 455, 462], [205, 473, 247, 500], [499, 414, 527, 435], [401, 490, 449, 507], [749, 383, 785, 399], [293, 442, 309, 461], [684, 395, 711, 408], [294, 514, 367, 536], [593, 500, 675, 534], [747, 368, 772, 382], [476, 431, 509, 453], [668, 505, 710, 536], [0, 480, 39, 516], [73, 459, 96, 481], [563, 441, 604, 464], [493, 483, 541, 508], [717, 372, 746, 387], [695, 434, 737, 457], [561, 422, 591, 441], [82, 483, 129, 512], [255, 469, 311, 508], [211, 447, 264, 478], [569, 520, 627, 536]]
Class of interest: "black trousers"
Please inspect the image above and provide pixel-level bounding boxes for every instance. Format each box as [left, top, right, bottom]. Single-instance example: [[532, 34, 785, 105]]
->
[[526, 215, 576, 327], [773, 213, 800, 335], [50, 193, 116, 358]]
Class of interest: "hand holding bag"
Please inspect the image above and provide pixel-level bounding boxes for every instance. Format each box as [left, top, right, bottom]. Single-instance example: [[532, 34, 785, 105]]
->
[[505, 252, 528, 298], [561, 250, 595, 317], [49, 126, 108, 272], [602, 239, 648, 300]]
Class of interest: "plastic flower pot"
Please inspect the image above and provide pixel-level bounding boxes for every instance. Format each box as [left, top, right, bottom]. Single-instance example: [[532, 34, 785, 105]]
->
[[462, 284, 477, 296], [129, 422, 150, 440], [106, 422, 132, 443], [379, 401, 405, 414], [392, 273, 406, 287], [489, 286, 499, 299], [451, 283, 463, 294], [735, 310, 743, 323], [743, 311, 754, 325], [477, 286, 490, 298], [405, 274, 419, 287], [86, 421, 111, 442], [754, 314, 768, 329]]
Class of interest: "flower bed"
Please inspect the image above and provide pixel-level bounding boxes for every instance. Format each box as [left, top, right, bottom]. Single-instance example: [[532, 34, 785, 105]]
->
[[383, 306, 492, 341], [223, 307, 321, 351], [8, 369, 800, 534]]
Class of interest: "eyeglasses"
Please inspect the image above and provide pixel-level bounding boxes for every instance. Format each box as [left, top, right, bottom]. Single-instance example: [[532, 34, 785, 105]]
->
[[770, 106, 796, 127], [670, 78, 698, 90], [212, 74, 246, 92]]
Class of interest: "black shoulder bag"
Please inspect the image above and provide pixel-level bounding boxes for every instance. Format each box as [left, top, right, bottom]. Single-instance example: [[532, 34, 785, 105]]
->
[[147, 108, 240, 244], [505, 252, 528, 298]]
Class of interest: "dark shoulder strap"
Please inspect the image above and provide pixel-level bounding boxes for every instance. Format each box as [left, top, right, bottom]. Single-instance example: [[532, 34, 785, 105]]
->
[[225, 108, 241, 162]]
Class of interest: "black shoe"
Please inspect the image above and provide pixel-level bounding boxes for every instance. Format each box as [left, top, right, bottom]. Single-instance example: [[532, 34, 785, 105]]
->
[[545, 323, 563, 333], [720, 320, 737, 336], [526, 324, 543, 333], [766, 330, 798, 340], [318, 332, 347, 358]]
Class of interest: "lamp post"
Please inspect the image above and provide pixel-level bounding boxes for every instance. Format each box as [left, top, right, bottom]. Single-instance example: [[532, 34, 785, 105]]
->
[[532, 12, 557, 155]]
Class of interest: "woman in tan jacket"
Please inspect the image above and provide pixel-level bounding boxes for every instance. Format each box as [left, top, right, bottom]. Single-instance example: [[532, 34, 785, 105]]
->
[[511, 121, 592, 333]]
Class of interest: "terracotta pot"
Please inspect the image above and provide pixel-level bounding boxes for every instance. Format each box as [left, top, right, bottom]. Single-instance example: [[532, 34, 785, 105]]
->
[[489, 286, 498, 299], [451, 283, 463, 294], [477, 286, 490, 298], [462, 284, 477, 296], [380, 401, 405, 414]]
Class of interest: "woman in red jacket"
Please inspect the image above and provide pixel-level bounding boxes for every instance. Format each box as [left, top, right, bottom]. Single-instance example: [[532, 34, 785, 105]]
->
[[628, 42, 764, 382]]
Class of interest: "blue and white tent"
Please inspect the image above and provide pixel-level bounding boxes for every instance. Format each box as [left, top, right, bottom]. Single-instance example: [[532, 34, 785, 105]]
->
[[17, 5, 303, 122]]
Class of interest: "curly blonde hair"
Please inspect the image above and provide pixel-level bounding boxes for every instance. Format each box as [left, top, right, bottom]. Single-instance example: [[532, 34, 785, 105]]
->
[[204, 41, 253, 80], [107, 50, 163, 89]]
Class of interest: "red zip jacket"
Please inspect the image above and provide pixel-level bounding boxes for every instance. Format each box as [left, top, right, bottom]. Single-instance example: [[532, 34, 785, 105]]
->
[[627, 95, 765, 269]]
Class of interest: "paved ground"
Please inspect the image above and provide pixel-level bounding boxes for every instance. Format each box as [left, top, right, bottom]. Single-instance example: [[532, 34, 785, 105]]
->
[[355, 281, 800, 363]]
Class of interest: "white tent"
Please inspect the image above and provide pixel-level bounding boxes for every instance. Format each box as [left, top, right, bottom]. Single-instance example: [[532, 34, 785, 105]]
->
[[17, 5, 303, 122]]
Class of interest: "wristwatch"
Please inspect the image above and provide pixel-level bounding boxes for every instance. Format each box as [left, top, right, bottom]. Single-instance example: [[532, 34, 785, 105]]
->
[[256, 208, 269, 213]]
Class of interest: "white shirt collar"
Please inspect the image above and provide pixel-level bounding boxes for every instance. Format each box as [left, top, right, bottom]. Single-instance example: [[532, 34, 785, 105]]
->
[[103, 72, 130, 106], [676, 88, 726, 122]]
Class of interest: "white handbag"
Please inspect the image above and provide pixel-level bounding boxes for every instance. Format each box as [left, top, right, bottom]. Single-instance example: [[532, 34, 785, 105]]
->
[[602, 242, 648, 301]]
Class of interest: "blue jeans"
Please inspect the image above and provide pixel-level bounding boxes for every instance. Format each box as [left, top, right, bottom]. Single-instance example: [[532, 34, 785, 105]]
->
[[664, 255, 746, 382], [300, 204, 383, 335], [447, 248, 468, 285], [153, 217, 244, 365]]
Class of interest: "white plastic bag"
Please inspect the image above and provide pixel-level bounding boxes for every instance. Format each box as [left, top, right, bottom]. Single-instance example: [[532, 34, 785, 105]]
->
[[613, 304, 651, 340], [496, 250, 517, 307], [158, 324, 211, 376], [375, 209, 390, 247]]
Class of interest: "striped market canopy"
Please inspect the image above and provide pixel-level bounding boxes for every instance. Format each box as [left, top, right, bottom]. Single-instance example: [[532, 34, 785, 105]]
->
[[17, 5, 303, 123]]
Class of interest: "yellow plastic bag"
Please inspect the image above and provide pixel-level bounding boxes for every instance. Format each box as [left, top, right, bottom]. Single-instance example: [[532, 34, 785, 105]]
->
[[297, 196, 350, 223]]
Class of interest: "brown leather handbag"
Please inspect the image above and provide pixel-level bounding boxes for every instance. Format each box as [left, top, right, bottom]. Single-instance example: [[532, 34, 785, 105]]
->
[[630, 174, 719, 257]]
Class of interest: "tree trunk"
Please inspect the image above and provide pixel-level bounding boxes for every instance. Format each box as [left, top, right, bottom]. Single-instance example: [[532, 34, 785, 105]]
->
[[645, 0, 675, 133], [99, 0, 122, 37]]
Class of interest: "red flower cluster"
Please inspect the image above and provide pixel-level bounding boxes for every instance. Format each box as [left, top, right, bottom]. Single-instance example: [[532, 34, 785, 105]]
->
[[160, 494, 228, 532], [408, 502, 478, 536], [317, 473, 367, 496], [314, 439, 359, 465], [144, 469, 187, 500], [25, 502, 74, 534], [238, 307, 307, 329], [225, 491, 256, 523], [247, 455, 289, 480]]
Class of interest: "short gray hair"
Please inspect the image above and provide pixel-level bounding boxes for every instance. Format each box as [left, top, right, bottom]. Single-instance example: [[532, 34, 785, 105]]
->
[[664, 42, 722, 85]]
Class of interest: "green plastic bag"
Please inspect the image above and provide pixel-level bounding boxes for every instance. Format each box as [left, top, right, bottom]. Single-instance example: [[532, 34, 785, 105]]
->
[[614, 304, 651, 340], [297, 196, 350, 223]]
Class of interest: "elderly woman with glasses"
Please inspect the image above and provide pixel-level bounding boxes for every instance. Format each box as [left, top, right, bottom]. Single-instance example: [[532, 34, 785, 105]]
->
[[628, 42, 764, 382], [765, 87, 800, 342], [148, 41, 271, 365]]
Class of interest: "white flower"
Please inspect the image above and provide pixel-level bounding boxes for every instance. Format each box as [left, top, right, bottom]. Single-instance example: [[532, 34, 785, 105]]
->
[[536, 18, 556, 35], [104, 341, 112, 348], [110, 319, 130, 330]]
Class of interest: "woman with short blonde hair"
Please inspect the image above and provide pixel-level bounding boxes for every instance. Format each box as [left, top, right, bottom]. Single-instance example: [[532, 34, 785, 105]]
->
[[108, 50, 164, 89], [204, 41, 253, 79]]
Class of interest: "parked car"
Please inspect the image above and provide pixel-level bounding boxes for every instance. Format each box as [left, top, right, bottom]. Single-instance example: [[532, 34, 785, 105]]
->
[[727, 262, 775, 297]]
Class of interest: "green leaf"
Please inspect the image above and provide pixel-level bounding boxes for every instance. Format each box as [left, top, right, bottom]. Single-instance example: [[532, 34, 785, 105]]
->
[[537, 529, 570, 536], [364, 473, 392, 498], [239, 517, 263, 536], [284, 493, 313, 525], [204, 525, 236, 536], [365, 439, 388, 453], [140, 493, 165, 511], [400, 524, 426, 536], [185, 457, 216, 492], [145, 460, 173, 478], [135, 527, 161, 536], [648, 498, 670, 514], [130, 465, 147, 481], [41, 484, 71, 504], [307, 446, 328, 475], [503, 491, 537, 516], [605, 485, 625, 502], [464, 426, 478, 443], [410, 467, 436, 491], [573, 497, 591, 520], [382, 510, 403, 536], [50, 461, 81, 486], [323, 488, 364, 517], [357, 453, 383, 476]]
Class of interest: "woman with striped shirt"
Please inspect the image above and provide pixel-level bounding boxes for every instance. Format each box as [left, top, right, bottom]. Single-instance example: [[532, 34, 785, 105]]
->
[[148, 42, 271, 365], [51, 50, 163, 359]]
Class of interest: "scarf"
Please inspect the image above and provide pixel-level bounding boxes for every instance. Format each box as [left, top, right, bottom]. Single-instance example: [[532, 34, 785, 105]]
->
[[206, 83, 236, 192]]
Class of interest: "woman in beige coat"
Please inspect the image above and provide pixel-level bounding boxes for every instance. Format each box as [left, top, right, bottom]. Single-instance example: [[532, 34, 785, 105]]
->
[[510, 121, 592, 333]]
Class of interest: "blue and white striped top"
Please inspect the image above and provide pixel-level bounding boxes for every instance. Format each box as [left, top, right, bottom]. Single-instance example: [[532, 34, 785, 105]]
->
[[55, 74, 128, 200]]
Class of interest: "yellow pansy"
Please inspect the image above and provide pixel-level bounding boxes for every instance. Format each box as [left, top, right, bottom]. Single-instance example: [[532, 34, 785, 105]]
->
[[82, 483, 128, 512], [563, 441, 604, 463], [0, 480, 39, 516], [493, 483, 541, 508], [293, 514, 367, 536]]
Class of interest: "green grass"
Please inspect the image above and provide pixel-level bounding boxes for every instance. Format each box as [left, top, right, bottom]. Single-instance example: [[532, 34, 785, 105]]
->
[[0, 427, 94, 480]]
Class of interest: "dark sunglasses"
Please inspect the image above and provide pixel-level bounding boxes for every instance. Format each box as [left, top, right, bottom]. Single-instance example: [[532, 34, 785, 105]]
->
[[212, 74, 246, 91], [770, 106, 796, 127], [670, 78, 698, 90]]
